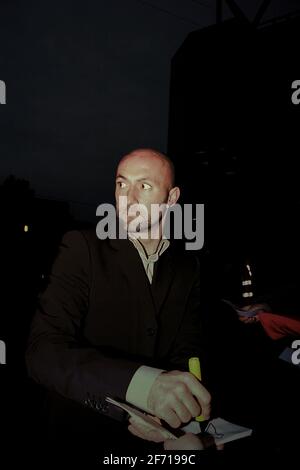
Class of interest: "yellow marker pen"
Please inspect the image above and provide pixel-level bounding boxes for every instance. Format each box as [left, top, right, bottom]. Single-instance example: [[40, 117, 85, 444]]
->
[[188, 357, 205, 422]]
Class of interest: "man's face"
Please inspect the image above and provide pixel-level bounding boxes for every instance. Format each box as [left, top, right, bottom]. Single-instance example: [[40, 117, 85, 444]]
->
[[115, 151, 173, 235]]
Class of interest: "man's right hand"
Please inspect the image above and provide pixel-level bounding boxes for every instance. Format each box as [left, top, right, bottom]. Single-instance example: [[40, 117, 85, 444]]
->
[[147, 370, 211, 429]]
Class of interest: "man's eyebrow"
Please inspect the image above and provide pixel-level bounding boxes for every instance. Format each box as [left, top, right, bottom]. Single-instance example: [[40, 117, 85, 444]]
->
[[116, 175, 154, 183]]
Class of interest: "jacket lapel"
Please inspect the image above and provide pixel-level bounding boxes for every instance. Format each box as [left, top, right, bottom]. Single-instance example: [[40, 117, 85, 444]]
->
[[108, 238, 157, 319], [151, 250, 175, 316], [108, 239, 186, 358]]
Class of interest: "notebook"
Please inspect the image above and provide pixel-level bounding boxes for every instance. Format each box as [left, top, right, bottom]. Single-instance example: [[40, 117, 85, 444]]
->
[[106, 397, 252, 445], [184, 418, 252, 446]]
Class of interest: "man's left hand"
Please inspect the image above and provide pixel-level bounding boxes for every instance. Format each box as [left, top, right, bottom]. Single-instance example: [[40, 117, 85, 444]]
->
[[128, 415, 166, 443]]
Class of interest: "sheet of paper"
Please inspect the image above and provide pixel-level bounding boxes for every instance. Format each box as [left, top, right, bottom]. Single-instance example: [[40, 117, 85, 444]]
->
[[204, 418, 252, 445], [183, 417, 252, 445]]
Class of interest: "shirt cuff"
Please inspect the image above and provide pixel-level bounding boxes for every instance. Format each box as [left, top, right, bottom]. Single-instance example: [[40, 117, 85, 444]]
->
[[126, 365, 165, 413]]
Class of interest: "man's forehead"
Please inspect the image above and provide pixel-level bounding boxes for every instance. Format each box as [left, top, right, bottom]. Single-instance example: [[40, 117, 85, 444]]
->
[[117, 153, 167, 174]]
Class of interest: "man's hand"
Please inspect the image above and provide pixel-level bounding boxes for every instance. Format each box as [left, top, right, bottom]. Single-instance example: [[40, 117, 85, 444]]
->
[[238, 303, 270, 324], [147, 371, 211, 429], [164, 433, 224, 451], [128, 421, 225, 451], [164, 433, 205, 450], [128, 415, 166, 443]]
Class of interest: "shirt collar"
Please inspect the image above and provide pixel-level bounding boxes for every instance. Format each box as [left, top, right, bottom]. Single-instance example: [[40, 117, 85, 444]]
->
[[129, 236, 170, 263]]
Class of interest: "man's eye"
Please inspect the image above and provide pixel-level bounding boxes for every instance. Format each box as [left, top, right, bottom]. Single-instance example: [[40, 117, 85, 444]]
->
[[142, 183, 151, 190], [117, 181, 126, 189]]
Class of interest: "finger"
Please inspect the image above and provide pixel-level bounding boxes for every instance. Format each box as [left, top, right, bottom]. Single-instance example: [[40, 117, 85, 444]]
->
[[129, 414, 161, 426], [167, 393, 192, 424], [216, 444, 225, 451], [128, 424, 145, 439], [239, 316, 248, 323], [128, 416, 171, 442], [164, 439, 178, 451], [148, 415, 162, 425], [161, 407, 181, 428], [128, 416, 156, 434], [183, 374, 211, 419], [146, 414, 162, 425], [164, 434, 204, 451], [178, 394, 202, 419], [174, 383, 201, 418], [128, 424, 165, 443], [174, 402, 192, 424]]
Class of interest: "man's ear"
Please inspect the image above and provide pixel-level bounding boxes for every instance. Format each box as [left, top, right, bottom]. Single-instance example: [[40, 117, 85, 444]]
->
[[167, 187, 180, 206]]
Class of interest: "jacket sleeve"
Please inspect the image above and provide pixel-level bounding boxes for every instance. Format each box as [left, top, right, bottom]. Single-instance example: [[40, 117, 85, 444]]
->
[[26, 230, 141, 420]]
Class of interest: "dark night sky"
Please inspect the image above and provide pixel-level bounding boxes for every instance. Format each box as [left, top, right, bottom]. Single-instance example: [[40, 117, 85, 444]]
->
[[0, 0, 299, 220]]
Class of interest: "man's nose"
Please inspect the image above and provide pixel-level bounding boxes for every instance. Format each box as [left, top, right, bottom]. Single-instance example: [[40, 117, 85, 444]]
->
[[127, 186, 139, 205]]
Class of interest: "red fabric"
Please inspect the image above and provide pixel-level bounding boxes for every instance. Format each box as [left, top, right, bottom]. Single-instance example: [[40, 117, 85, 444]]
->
[[258, 312, 300, 340]]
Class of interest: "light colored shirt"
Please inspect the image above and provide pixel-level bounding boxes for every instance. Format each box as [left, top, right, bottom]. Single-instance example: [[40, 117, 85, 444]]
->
[[126, 237, 170, 412], [129, 237, 170, 284]]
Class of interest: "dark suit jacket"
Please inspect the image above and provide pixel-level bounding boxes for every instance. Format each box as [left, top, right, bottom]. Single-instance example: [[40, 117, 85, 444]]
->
[[26, 230, 203, 425]]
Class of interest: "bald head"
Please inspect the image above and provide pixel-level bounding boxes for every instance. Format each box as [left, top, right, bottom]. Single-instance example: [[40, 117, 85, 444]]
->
[[117, 148, 175, 189], [115, 148, 180, 234]]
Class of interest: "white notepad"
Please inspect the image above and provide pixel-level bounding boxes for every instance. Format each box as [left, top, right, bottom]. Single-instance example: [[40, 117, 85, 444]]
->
[[183, 418, 252, 445]]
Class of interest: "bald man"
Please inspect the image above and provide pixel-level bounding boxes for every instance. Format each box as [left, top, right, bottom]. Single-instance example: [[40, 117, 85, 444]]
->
[[26, 148, 210, 449]]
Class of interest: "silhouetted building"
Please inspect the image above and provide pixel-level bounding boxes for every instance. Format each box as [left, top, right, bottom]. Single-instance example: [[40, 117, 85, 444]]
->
[[168, 15, 300, 302]]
